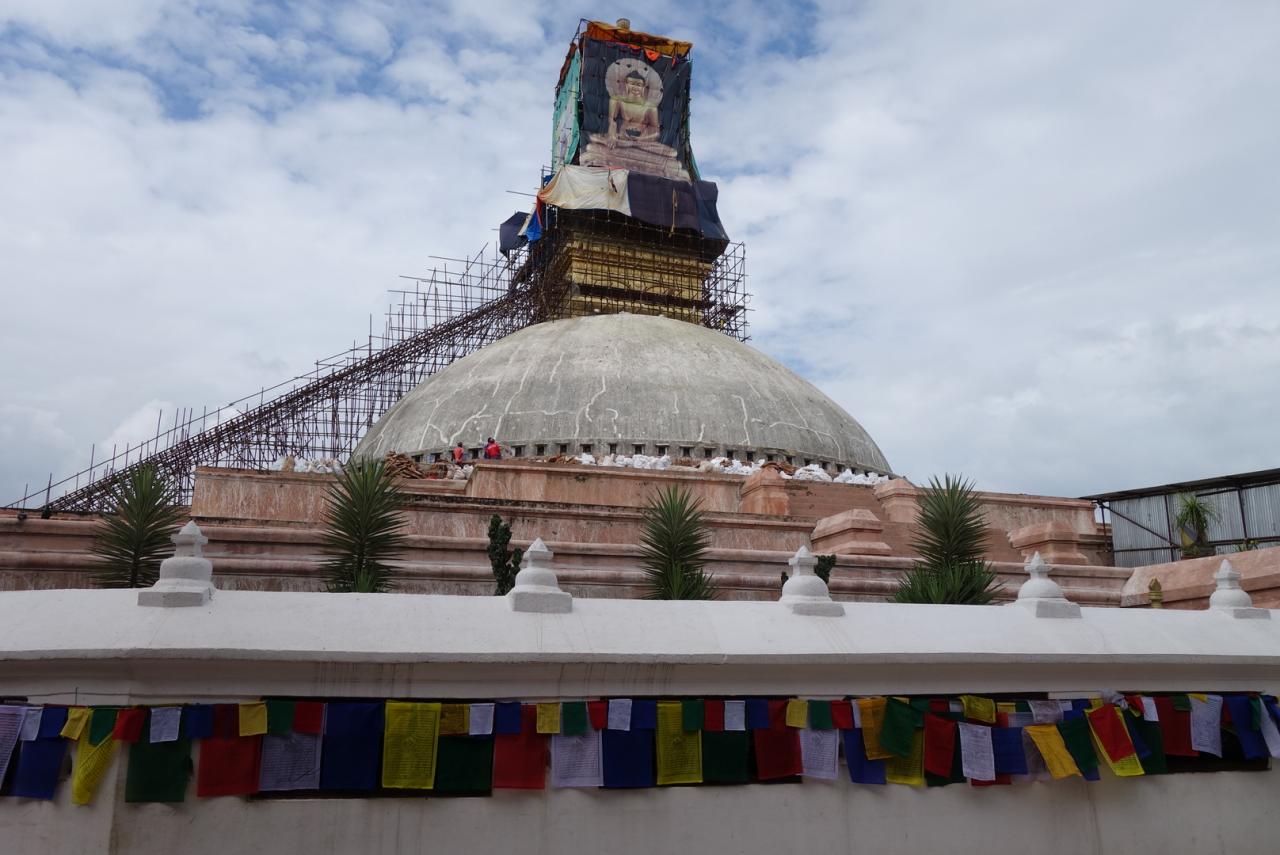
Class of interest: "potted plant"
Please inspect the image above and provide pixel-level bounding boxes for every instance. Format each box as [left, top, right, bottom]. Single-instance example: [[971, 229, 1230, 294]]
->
[[1173, 493, 1220, 559]]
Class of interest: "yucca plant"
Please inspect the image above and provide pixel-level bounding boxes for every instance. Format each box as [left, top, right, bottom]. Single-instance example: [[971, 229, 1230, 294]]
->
[[320, 460, 407, 593], [639, 485, 718, 600], [892, 474, 1001, 605], [1174, 493, 1220, 558], [91, 465, 186, 588], [487, 514, 523, 595]]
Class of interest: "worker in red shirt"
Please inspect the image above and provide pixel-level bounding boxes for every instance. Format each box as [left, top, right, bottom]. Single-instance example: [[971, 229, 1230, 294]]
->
[[484, 437, 502, 459], [451, 442, 466, 465]]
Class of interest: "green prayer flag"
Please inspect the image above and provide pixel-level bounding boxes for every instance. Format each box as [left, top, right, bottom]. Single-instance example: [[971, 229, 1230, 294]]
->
[[1129, 714, 1167, 775], [681, 699, 704, 732], [561, 702, 589, 736], [1015, 700, 1031, 712], [808, 700, 834, 730], [89, 707, 119, 746], [701, 731, 750, 783], [125, 713, 191, 803], [1250, 697, 1263, 731], [266, 700, 295, 735], [434, 736, 494, 794], [909, 698, 931, 714], [1171, 695, 1192, 712], [1057, 717, 1099, 773], [879, 698, 918, 758]]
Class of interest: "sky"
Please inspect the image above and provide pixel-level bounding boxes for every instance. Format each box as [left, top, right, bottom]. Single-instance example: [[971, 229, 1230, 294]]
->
[[2, 0, 1279, 503]]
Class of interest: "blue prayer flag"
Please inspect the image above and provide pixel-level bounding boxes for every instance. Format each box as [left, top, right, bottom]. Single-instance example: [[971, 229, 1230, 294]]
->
[[1224, 695, 1268, 760], [36, 707, 67, 739], [11, 738, 67, 799], [185, 705, 214, 740], [1122, 710, 1152, 759], [320, 702, 384, 791], [843, 729, 886, 785], [494, 702, 523, 735], [991, 727, 1029, 775], [745, 699, 770, 730], [629, 700, 657, 731], [602, 729, 654, 788]]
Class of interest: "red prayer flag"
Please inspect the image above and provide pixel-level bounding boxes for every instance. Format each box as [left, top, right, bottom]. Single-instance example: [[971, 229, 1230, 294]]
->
[[588, 701, 608, 731], [493, 704, 546, 789], [1087, 704, 1136, 762], [753, 700, 802, 780], [929, 699, 950, 714], [197, 736, 262, 797], [1153, 697, 1196, 757], [112, 707, 146, 743], [831, 700, 854, 730], [703, 700, 725, 732], [212, 703, 239, 738], [923, 713, 956, 778], [293, 702, 325, 734]]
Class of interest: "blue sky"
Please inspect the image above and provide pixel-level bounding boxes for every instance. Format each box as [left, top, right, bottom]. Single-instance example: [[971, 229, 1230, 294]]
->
[[3, 1, 1280, 502]]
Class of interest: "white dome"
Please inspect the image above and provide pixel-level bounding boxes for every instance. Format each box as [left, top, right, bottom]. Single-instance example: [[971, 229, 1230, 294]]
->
[[354, 313, 891, 473]]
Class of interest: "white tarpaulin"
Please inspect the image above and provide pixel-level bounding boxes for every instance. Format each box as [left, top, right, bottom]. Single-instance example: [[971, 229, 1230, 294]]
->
[[538, 165, 631, 216]]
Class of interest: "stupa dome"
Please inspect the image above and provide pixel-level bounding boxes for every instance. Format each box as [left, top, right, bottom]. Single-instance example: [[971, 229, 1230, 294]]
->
[[354, 313, 891, 473]]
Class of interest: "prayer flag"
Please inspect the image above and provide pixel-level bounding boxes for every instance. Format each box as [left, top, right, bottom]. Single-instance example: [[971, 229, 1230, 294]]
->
[[1257, 698, 1280, 759], [923, 713, 956, 778], [0, 706, 23, 787], [785, 699, 808, 729], [71, 729, 119, 805], [607, 699, 633, 731], [89, 707, 120, 745], [957, 722, 996, 782], [112, 707, 146, 743], [150, 707, 182, 743], [493, 705, 546, 789], [1086, 704, 1137, 763], [587, 700, 608, 731], [37, 706, 67, 740], [265, 700, 295, 735], [1124, 711, 1167, 774], [196, 736, 261, 797], [551, 731, 603, 787], [745, 698, 770, 730], [470, 703, 496, 736], [185, 705, 214, 740], [494, 701, 523, 735], [656, 701, 702, 785], [19, 706, 42, 742], [1224, 695, 1267, 760], [61, 707, 90, 740], [703, 699, 725, 732], [884, 731, 925, 786], [1189, 694, 1223, 757], [560, 701, 588, 736], [753, 700, 802, 781], [238, 702, 268, 737], [381, 701, 441, 789], [1153, 696, 1195, 757], [11, 734, 67, 799], [880, 697, 918, 758], [1056, 717, 1099, 775], [435, 735, 494, 794], [992, 727, 1029, 775], [630, 700, 658, 731], [857, 698, 893, 760], [701, 731, 749, 784], [440, 703, 469, 736], [831, 700, 854, 731], [961, 695, 996, 724], [723, 700, 746, 732], [799, 728, 839, 780], [292, 702, 325, 735], [125, 711, 191, 802], [536, 702, 561, 735], [1025, 724, 1080, 779], [1140, 697, 1159, 722], [681, 699, 704, 732], [808, 700, 834, 730], [843, 729, 886, 785], [320, 702, 384, 791], [258, 731, 322, 792], [212, 704, 238, 738], [602, 728, 655, 788], [1028, 699, 1063, 724]]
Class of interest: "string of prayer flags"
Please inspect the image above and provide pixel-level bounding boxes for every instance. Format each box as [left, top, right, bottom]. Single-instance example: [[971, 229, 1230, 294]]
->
[[602, 728, 655, 788], [857, 698, 892, 760], [753, 700, 802, 780], [238, 702, 268, 737], [1224, 695, 1267, 761], [991, 726, 1029, 776], [681, 699, 704, 732], [884, 731, 925, 786], [961, 695, 997, 724], [656, 700, 702, 785], [551, 731, 603, 787], [125, 710, 192, 803], [470, 703, 495, 736], [258, 731, 322, 792], [560, 701, 588, 736], [1025, 725, 1080, 779], [320, 702, 384, 791], [494, 701, 523, 735], [150, 707, 182, 743], [880, 697, 919, 758], [435, 735, 493, 794], [0, 706, 24, 786], [293, 702, 325, 735], [785, 699, 808, 729], [493, 704, 546, 789], [923, 714, 957, 778], [381, 701, 441, 789], [607, 699, 632, 731], [71, 728, 119, 805], [799, 728, 839, 780], [1189, 694, 1224, 757], [440, 703, 469, 736], [723, 700, 746, 732], [1153, 696, 1195, 757], [265, 700, 294, 736], [61, 706, 90, 741], [587, 700, 608, 731], [536, 702, 561, 735], [843, 729, 886, 785], [703, 699, 725, 732]]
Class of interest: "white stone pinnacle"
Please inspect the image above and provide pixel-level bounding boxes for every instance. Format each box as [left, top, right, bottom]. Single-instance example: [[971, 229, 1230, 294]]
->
[[780, 544, 843, 616], [137, 520, 216, 608], [1209, 559, 1270, 619], [1012, 552, 1080, 618], [508, 537, 572, 613]]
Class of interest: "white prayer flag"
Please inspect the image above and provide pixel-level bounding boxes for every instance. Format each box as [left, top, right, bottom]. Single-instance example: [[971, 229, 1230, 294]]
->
[[0, 706, 24, 786], [19, 707, 42, 742], [1190, 694, 1223, 757], [551, 731, 603, 788], [1029, 700, 1063, 723], [1257, 703, 1280, 759], [259, 732, 323, 791], [723, 700, 746, 732], [469, 703, 494, 736], [799, 728, 839, 780], [149, 707, 182, 743], [1140, 697, 1159, 722], [851, 701, 863, 728], [957, 722, 996, 781], [607, 699, 633, 731], [948, 700, 964, 714]]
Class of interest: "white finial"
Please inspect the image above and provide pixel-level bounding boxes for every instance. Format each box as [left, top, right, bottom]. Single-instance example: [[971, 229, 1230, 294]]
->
[[508, 537, 572, 613], [1011, 552, 1080, 618], [1209, 559, 1269, 618], [780, 545, 843, 616], [138, 520, 215, 607]]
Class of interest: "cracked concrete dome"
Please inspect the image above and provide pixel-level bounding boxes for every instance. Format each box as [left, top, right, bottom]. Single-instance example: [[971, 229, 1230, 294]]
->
[[354, 313, 891, 473]]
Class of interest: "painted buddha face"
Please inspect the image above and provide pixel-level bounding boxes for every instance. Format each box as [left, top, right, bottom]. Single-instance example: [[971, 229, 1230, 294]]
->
[[623, 72, 647, 103]]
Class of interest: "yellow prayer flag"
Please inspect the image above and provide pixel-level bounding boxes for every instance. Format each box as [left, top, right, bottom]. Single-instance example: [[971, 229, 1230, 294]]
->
[[1025, 724, 1082, 779], [1189, 692, 1209, 702], [785, 699, 809, 729], [71, 731, 118, 805], [656, 701, 702, 785], [1088, 707, 1145, 778], [996, 702, 1017, 714], [961, 695, 996, 724], [440, 703, 469, 736], [61, 707, 90, 740], [857, 698, 893, 760], [382, 701, 441, 789], [884, 731, 925, 786], [536, 702, 561, 735], [238, 702, 268, 737]]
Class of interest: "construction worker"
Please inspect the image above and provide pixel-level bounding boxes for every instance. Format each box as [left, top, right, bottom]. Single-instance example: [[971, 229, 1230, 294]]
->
[[484, 437, 502, 459], [451, 442, 466, 465]]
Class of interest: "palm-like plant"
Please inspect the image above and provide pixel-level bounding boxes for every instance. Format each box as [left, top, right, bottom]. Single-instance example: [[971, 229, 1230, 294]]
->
[[487, 514, 523, 595], [320, 460, 407, 593], [91, 465, 186, 588], [639, 485, 718, 600], [1174, 493, 1220, 558], [892, 474, 1001, 605]]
